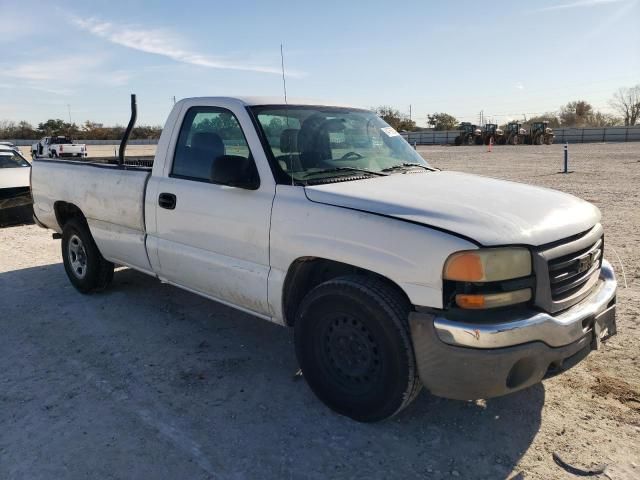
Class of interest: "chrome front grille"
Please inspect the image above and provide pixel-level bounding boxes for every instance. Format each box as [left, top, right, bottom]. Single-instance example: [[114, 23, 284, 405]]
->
[[533, 224, 604, 313], [548, 237, 603, 301]]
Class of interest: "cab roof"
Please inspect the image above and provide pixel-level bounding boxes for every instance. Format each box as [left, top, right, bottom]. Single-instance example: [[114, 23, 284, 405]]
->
[[177, 96, 367, 110]]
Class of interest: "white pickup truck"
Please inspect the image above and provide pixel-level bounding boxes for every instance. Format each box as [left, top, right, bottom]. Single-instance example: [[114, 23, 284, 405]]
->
[[31, 136, 87, 159], [31, 95, 618, 422]]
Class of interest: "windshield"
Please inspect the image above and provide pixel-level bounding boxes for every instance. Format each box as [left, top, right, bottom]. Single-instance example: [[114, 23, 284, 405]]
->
[[0, 151, 30, 168], [251, 105, 431, 183]]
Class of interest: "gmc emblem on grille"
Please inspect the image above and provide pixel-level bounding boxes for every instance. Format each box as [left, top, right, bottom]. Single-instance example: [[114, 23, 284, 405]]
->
[[578, 254, 593, 274]]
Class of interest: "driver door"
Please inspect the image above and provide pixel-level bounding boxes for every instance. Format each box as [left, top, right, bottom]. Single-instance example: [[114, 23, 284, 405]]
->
[[149, 105, 275, 316]]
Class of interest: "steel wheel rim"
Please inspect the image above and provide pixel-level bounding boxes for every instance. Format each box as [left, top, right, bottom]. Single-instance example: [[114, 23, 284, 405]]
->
[[68, 234, 88, 279], [319, 314, 382, 392]]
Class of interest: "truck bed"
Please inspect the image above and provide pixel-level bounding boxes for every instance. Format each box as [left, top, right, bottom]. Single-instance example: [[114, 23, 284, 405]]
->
[[32, 157, 152, 233], [35, 155, 155, 170]]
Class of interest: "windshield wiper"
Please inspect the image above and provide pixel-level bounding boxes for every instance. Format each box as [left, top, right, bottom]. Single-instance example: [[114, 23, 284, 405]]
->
[[381, 163, 436, 173], [301, 167, 388, 178]]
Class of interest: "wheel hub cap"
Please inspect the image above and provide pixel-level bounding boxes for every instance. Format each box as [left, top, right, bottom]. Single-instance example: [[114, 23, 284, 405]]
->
[[324, 316, 380, 384], [68, 234, 88, 279]]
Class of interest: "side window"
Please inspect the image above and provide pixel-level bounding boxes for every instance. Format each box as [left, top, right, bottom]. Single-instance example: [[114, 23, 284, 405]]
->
[[171, 107, 252, 181]]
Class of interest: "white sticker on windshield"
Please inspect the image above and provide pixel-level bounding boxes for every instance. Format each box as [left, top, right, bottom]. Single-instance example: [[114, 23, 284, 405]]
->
[[381, 127, 400, 137]]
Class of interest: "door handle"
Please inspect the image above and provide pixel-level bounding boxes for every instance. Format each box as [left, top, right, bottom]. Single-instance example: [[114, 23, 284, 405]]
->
[[158, 192, 177, 210]]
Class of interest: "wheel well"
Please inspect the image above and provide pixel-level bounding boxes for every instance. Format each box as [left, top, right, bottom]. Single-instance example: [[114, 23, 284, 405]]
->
[[54, 201, 86, 230], [282, 257, 411, 326]]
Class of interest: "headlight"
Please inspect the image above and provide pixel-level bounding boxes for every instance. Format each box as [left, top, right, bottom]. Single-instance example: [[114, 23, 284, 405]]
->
[[443, 247, 533, 309], [443, 247, 531, 282]]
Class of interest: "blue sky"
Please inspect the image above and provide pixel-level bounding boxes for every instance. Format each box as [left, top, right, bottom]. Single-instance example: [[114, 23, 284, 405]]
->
[[1, 0, 638, 127]]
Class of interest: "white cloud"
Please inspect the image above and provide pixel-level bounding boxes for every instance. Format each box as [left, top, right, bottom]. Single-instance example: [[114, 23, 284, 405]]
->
[[537, 0, 629, 11], [515, 82, 525, 90], [0, 56, 131, 96], [70, 16, 304, 77]]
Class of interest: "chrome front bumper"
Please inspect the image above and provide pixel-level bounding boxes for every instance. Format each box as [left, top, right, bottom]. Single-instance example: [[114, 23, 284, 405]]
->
[[433, 260, 617, 349]]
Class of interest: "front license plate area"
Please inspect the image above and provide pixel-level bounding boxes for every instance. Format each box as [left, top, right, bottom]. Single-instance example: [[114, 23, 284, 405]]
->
[[591, 305, 617, 350]]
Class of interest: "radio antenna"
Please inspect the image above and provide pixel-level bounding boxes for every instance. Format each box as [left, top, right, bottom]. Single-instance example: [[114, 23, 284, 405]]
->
[[280, 43, 288, 104]]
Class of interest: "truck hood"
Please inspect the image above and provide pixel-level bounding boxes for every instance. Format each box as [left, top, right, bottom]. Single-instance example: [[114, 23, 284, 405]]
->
[[304, 171, 600, 246]]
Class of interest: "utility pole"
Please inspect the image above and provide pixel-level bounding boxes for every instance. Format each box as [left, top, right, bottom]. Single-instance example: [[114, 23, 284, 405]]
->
[[66, 104, 73, 136]]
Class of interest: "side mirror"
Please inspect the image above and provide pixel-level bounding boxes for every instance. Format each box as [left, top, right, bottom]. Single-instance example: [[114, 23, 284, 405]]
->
[[210, 155, 259, 190]]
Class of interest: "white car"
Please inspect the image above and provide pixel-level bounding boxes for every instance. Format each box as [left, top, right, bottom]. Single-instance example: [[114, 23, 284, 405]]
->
[[0, 141, 21, 153], [31, 96, 617, 422], [0, 145, 32, 226]]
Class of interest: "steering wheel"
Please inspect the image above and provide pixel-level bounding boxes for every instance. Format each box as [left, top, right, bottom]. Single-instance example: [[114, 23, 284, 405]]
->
[[340, 151, 364, 160]]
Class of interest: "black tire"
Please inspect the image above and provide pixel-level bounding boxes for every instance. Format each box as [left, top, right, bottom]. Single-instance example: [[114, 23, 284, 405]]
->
[[454, 136, 462, 146], [546, 136, 554, 145], [61, 218, 114, 293], [294, 275, 421, 422]]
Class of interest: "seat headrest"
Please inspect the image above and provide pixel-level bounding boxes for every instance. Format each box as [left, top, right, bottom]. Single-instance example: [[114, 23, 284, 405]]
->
[[191, 131, 225, 155], [280, 129, 299, 153]]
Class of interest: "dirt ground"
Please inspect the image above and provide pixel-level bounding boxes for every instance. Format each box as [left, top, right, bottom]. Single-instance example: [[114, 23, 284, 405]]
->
[[1, 143, 638, 479]]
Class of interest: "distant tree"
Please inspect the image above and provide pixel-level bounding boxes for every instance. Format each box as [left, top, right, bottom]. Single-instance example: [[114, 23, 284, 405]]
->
[[427, 112, 458, 130], [609, 85, 640, 126], [559, 100, 594, 127], [590, 112, 622, 127], [0, 120, 16, 139], [557, 100, 624, 127], [36, 119, 80, 136], [374, 106, 417, 131], [132, 125, 163, 139], [17, 121, 36, 138], [263, 116, 285, 139]]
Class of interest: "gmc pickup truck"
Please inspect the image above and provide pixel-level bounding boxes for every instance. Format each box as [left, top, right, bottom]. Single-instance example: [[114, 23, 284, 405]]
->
[[31, 95, 618, 422], [31, 136, 87, 159]]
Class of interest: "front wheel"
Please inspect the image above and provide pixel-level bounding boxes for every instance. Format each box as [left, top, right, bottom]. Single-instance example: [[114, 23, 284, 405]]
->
[[294, 275, 421, 422], [62, 218, 114, 293]]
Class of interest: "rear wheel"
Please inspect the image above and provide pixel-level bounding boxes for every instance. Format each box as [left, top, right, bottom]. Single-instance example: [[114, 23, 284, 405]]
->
[[294, 275, 421, 422], [62, 218, 114, 293]]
